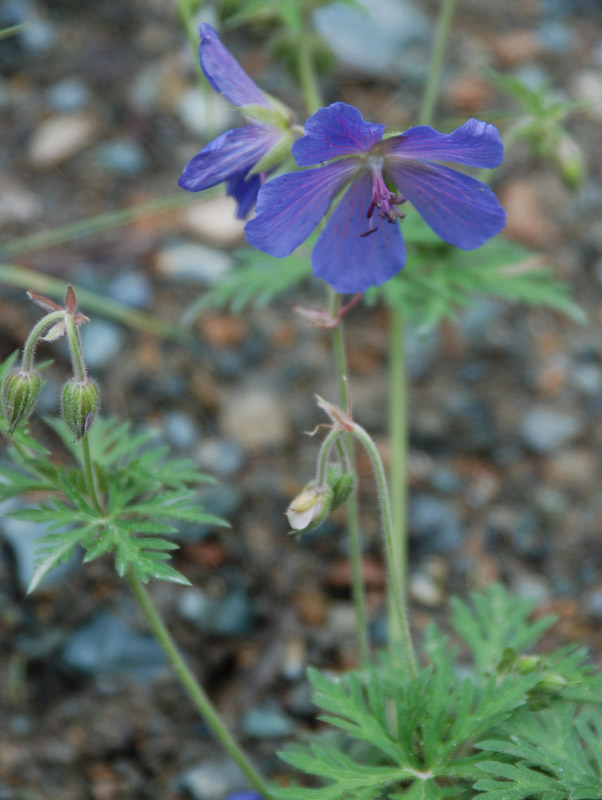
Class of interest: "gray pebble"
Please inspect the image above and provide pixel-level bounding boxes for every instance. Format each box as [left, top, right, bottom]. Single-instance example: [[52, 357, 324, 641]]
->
[[520, 407, 583, 453], [409, 493, 463, 555], [80, 319, 124, 370], [240, 705, 294, 739], [196, 438, 245, 478], [107, 271, 154, 309], [60, 611, 166, 681]]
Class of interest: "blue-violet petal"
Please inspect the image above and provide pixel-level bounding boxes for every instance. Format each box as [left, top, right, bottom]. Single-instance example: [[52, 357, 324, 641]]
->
[[293, 102, 385, 166], [313, 172, 406, 293], [245, 159, 360, 257]]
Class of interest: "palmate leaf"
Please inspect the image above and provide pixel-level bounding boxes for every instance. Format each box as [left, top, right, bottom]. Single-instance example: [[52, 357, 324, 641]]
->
[[475, 705, 602, 800], [184, 244, 312, 322], [450, 583, 557, 678], [278, 652, 539, 800], [1, 414, 229, 591], [366, 231, 584, 334]]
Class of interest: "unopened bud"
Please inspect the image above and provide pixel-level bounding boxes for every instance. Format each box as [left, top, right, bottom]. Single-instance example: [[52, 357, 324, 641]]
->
[[327, 465, 355, 510], [1, 368, 41, 434], [516, 655, 542, 675], [286, 483, 333, 532], [536, 671, 567, 692], [61, 378, 99, 439]]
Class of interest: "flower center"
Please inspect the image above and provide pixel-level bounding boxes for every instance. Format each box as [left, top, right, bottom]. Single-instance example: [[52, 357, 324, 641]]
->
[[360, 158, 407, 238]]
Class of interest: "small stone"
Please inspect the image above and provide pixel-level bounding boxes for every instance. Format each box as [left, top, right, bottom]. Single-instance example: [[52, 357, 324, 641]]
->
[[313, 0, 431, 81], [196, 437, 245, 477], [46, 78, 90, 112], [571, 362, 602, 396], [491, 31, 541, 66], [326, 602, 359, 638], [510, 571, 551, 605], [409, 572, 444, 607], [181, 196, 246, 247], [446, 74, 494, 113], [583, 589, 602, 621], [107, 271, 153, 309], [281, 637, 306, 681], [409, 494, 463, 555], [498, 180, 558, 247], [80, 319, 125, 370], [0, 176, 42, 224], [569, 71, 602, 122], [178, 585, 253, 636], [220, 387, 289, 450], [520, 407, 582, 453], [94, 139, 147, 175], [177, 87, 233, 138], [28, 112, 100, 169], [240, 705, 294, 739], [545, 448, 596, 486], [538, 20, 574, 52], [155, 241, 232, 284], [164, 410, 200, 450], [177, 760, 246, 800], [60, 612, 166, 680]]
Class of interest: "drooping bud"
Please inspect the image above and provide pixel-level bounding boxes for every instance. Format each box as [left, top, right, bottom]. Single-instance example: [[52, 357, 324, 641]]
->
[[61, 377, 99, 439], [286, 483, 333, 533], [1, 368, 41, 435], [327, 465, 355, 510]]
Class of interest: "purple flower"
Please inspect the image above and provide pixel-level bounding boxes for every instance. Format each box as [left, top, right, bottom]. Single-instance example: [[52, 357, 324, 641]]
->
[[178, 23, 293, 219], [245, 102, 507, 293]]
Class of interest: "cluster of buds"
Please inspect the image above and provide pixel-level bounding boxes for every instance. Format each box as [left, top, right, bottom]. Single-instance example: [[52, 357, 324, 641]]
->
[[1, 286, 98, 440]]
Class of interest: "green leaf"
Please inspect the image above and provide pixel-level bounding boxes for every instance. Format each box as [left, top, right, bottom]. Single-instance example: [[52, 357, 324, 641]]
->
[[183, 244, 312, 322]]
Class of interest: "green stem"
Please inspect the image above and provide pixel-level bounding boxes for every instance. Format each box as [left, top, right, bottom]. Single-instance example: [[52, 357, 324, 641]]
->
[[351, 424, 417, 679], [21, 310, 64, 372], [418, 0, 457, 127], [297, 40, 322, 116], [388, 306, 407, 640], [64, 312, 87, 382], [328, 290, 370, 667], [126, 570, 272, 798], [385, 0, 457, 651], [80, 432, 103, 514], [316, 428, 342, 487]]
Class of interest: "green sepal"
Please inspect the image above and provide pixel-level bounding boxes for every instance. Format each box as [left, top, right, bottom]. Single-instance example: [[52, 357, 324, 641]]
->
[[248, 131, 295, 176], [1, 368, 41, 435], [327, 464, 355, 510], [240, 102, 292, 129]]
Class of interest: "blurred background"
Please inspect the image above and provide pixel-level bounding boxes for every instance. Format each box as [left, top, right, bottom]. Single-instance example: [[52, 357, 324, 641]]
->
[[1, 0, 602, 797]]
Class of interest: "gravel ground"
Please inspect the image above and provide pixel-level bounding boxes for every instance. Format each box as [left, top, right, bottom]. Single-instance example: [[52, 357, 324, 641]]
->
[[1, 1, 602, 797]]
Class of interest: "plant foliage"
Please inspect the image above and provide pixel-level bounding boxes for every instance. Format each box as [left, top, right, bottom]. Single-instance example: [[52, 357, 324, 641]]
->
[[0, 413, 227, 591], [189, 213, 582, 331], [276, 585, 602, 799]]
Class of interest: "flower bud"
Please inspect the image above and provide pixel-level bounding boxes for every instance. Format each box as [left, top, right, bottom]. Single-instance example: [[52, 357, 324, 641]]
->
[[327, 465, 355, 510], [286, 483, 333, 533], [61, 377, 99, 439], [1, 368, 41, 434]]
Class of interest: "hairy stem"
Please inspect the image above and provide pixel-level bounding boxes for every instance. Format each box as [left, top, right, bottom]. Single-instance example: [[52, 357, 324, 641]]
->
[[127, 570, 272, 798], [316, 428, 343, 487], [388, 306, 407, 643], [329, 290, 370, 666], [80, 432, 104, 515], [21, 310, 64, 372], [351, 424, 417, 679], [64, 312, 87, 383]]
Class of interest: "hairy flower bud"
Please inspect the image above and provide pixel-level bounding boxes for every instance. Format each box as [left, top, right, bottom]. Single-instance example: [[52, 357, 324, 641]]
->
[[61, 377, 99, 439], [327, 465, 355, 510], [1, 368, 41, 434], [286, 483, 333, 533]]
